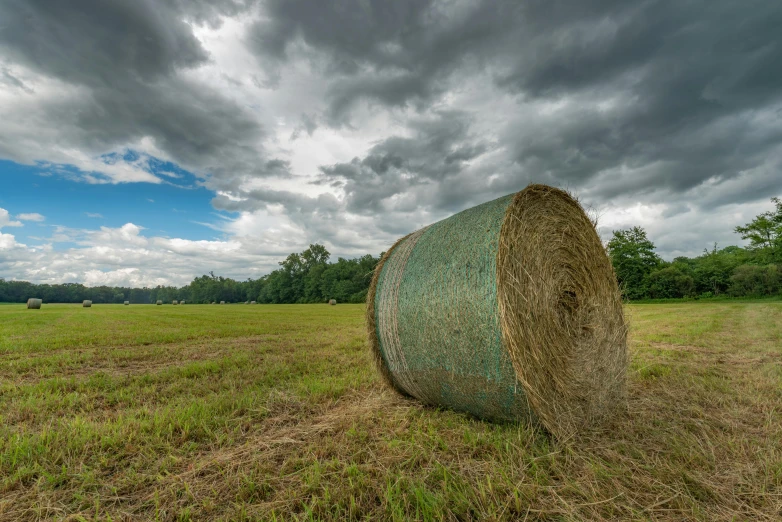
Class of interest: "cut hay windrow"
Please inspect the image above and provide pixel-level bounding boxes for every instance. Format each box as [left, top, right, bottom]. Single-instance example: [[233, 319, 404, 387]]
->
[[329, 299, 337, 305], [27, 298, 42, 309], [82, 300, 92, 307], [367, 184, 627, 438]]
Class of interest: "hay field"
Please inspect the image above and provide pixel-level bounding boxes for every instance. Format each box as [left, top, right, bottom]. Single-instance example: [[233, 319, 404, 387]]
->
[[1, 303, 780, 521]]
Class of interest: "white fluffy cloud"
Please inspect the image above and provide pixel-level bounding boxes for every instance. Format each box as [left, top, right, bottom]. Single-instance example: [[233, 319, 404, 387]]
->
[[16, 213, 45, 222], [0, 208, 23, 228], [0, 220, 296, 287]]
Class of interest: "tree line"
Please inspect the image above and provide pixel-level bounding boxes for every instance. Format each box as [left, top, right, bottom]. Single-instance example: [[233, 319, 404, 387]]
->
[[0, 244, 381, 304], [2, 196, 780, 304], [607, 197, 782, 299]]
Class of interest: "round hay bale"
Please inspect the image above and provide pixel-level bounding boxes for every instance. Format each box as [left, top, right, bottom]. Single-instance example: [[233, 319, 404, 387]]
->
[[180, 300, 186, 305], [367, 184, 627, 438], [27, 298, 42, 309], [156, 300, 163, 306], [250, 301, 256, 305], [82, 300, 92, 307], [329, 299, 337, 305], [124, 301, 129, 305], [173, 300, 178, 305]]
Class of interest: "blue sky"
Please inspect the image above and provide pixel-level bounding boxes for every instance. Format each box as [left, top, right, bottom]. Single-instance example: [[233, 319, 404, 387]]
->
[[0, 159, 224, 247], [1, 1, 779, 287]]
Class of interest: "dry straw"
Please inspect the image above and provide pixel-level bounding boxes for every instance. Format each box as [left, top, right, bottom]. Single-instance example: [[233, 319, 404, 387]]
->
[[27, 298, 42, 309], [329, 299, 337, 305], [366, 184, 627, 438], [83, 300, 92, 307]]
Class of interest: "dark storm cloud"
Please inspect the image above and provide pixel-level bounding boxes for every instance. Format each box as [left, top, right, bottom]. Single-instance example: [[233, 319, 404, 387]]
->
[[249, 0, 782, 208], [0, 0, 280, 183], [317, 110, 491, 214], [248, 0, 507, 121]]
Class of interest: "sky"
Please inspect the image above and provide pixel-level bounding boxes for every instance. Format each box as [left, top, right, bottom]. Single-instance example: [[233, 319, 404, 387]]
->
[[1, 0, 781, 287]]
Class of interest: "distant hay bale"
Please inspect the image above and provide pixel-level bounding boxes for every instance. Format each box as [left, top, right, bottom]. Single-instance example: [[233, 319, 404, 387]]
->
[[124, 301, 129, 305], [329, 299, 337, 305], [173, 300, 178, 305], [245, 301, 250, 304], [180, 300, 185, 305], [220, 301, 225, 305], [250, 301, 256, 305], [83, 300, 92, 307], [367, 184, 627, 438], [27, 298, 42, 309], [156, 300, 163, 305]]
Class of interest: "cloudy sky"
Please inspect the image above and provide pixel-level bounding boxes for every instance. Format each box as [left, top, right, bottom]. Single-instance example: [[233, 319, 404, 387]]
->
[[1, 0, 781, 287]]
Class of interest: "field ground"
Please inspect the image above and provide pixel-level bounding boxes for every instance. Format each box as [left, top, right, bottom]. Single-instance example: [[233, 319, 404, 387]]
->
[[0, 302, 780, 521]]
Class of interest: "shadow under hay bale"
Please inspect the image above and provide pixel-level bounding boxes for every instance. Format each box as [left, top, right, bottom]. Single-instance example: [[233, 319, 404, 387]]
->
[[27, 298, 42, 309], [82, 300, 92, 307], [367, 184, 627, 438]]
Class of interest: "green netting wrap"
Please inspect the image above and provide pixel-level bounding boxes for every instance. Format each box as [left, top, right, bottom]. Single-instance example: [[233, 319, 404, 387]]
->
[[367, 184, 627, 437]]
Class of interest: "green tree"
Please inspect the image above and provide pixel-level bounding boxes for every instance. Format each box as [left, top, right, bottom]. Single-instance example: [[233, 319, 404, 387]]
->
[[606, 227, 662, 299], [735, 197, 782, 262], [647, 265, 696, 298], [729, 264, 781, 297]]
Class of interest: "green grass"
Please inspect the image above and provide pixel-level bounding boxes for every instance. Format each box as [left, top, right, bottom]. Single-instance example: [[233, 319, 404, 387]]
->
[[1, 302, 781, 521]]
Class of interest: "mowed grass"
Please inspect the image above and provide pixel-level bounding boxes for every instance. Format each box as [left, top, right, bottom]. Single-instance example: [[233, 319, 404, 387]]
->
[[0, 303, 780, 521]]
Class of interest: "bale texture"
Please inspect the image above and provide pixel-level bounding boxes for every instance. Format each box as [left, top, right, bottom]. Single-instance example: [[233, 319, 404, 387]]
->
[[156, 300, 163, 306], [329, 299, 337, 305], [83, 300, 92, 307], [27, 298, 42, 309], [124, 301, 129, 305], [367, 184, 627, 438]]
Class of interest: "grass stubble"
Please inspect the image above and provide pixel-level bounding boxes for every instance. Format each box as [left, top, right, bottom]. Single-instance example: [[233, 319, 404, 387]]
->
[[0, 302, 780, 521]]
